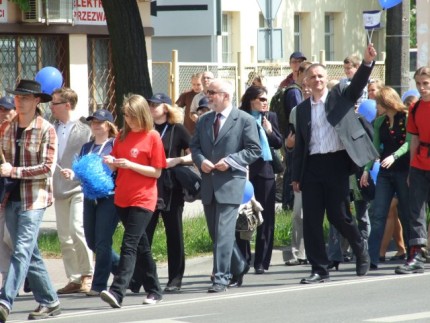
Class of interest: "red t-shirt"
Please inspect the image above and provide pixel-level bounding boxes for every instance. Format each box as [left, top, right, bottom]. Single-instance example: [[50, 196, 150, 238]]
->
[[111, 130, 166, 210], [407, 100, 430, 170]]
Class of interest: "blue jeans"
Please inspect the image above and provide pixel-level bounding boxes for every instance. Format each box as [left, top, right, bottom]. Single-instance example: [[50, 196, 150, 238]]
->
[[0, 201, 59, 311], [368, 169, 410, 265], [83, 196, 120, 291]]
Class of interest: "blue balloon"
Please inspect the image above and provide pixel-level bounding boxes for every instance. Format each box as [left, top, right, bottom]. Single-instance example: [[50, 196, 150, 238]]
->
[[379, 0, 402, 9], [401, 89, 420, 102], [358, 99, 377, 123], [369, 161, 380, 184], [241, 180, 254, 204], [35, 66, 63, 95]]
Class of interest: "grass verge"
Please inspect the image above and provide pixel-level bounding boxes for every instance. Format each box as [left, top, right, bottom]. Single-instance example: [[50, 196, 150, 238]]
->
[[38, 209, 331, 261]]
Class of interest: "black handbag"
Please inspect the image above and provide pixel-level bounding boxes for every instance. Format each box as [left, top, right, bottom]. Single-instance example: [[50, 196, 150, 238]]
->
[[156, 125, 176, 211], [270, 147, 285, 174]]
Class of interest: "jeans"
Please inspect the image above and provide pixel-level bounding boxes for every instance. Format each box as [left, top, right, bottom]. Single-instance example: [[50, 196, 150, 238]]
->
[[109, 206, 161, 304], [83, 196, 120, 291], [408, 167, 430, 246], [0, 201, 59, 311], [368, 169, 410, 265]]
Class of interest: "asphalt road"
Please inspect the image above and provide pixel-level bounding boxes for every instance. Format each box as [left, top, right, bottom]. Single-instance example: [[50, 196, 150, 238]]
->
[[7, 250, 430, 323]]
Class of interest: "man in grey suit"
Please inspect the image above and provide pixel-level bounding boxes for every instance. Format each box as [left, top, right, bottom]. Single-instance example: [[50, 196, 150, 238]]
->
[[190, 79, 261, 293], [292, 44, 379, 284]]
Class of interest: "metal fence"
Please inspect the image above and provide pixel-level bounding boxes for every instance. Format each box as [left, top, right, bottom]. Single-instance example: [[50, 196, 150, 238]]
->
[[151, 50, 386, 105]]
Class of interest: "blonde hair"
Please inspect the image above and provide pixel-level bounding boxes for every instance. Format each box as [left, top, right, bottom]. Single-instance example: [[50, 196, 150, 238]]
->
[[164, 104, 184, 125], [120, 94, 153, 141], [106, 120, 119, 138], [52, 87, 78, 110], [375, 86, 406, 114]]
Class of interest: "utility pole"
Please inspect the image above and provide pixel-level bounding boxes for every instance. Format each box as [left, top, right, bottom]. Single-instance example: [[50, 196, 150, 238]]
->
[[385, 0, 410, 96]]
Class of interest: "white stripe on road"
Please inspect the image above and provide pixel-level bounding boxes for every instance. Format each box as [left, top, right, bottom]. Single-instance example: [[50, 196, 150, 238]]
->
[[32, 272, 430, 322], [364, 311, 430, 322]]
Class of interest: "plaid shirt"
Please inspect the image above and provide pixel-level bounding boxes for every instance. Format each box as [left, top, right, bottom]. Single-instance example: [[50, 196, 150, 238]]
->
[[0, 115, 58, 210]]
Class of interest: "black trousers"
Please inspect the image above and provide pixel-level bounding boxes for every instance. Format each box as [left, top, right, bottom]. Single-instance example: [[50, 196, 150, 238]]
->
[[301, 151, 364, 277], [110, 206, 161, 303], [146, 192, 185, 286]]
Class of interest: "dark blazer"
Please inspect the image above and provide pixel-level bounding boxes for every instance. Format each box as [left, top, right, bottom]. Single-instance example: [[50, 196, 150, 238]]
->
[[190, 107, 261, 205], [292, 62, 379, 184], [249, 111, 283, 180]]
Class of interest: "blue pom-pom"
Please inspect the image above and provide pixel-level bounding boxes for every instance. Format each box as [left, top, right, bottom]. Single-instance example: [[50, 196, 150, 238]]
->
[[72, 154, 114, 199]]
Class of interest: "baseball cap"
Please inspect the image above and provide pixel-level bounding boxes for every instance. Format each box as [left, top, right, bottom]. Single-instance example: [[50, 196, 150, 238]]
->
[[147, 93, 172, 105], [196, 97, 209, 111], [0, 96, 15, 110], [86, 109, 114, 123], [290, 51, 307, 60]]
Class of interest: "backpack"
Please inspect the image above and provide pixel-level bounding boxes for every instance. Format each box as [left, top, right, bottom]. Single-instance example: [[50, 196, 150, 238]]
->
[[411, 99, 421, 122], [270, 83, 301, 137]]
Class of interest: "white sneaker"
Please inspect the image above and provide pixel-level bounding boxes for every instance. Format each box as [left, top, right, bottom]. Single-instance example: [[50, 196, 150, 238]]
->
[[100, 290, 121, 308], [142, 293, 162, 305]]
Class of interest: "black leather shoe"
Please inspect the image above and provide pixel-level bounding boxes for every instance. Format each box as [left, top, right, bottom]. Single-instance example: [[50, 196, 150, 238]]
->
[[164, 284, 181, 292], [300, 273, 329, 284], [356, 248, 370, 276], [327, 261, 340, 271], [254, 264, 265, 275], [28, 304, 61, 320], [208, 283, 227, 293], [228, 265, 250, 288]]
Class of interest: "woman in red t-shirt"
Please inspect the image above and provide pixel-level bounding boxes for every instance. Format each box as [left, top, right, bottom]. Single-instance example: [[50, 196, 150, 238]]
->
[[100, 94, 166, 308]]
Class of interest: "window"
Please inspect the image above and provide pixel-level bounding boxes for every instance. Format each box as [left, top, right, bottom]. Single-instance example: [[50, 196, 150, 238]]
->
[[87, 37, 115, 114], [294, 14, 302, 52], [0, 35, 67, 96], [221, 13, 232, 63], [325, 14, 334, 61]]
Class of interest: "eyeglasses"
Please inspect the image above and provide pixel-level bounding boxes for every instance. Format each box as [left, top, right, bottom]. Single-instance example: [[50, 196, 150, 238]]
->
[[257, 97, 268, 102], [149, 102, 162, 108], [207, 90, 225, 96], [50, 101, 67, 106]]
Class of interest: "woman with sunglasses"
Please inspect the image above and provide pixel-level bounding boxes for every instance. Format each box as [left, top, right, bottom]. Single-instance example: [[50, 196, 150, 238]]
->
[[237, 85, 283, 276], [101, 94, 166, 308]]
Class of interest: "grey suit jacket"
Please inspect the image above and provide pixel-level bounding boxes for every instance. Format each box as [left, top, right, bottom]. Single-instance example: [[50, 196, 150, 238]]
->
[[292, 62, 379, 184], [190, 108, 261, 205]]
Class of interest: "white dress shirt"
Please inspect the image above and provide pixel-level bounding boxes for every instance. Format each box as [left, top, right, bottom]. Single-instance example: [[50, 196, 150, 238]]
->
[[309, 90, 345, 155]]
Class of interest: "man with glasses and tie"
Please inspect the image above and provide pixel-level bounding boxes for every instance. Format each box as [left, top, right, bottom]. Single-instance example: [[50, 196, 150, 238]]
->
[[190, 79, 261, 293], [49, 88, 94, 295]]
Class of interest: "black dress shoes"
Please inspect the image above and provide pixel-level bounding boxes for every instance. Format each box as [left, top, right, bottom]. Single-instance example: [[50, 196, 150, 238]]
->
[[356, 248, 370, 276], [300, 273, 330, 284], [208, 283, 227, 293], [228, 265, 250, 288]]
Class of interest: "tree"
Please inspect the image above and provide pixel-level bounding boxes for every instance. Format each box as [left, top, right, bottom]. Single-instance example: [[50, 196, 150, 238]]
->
[[102, 0, 153, 124]]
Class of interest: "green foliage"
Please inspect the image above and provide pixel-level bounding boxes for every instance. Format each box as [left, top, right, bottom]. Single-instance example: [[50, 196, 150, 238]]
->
[[410, 0, 417, 48], [9, 0, 31, 12]]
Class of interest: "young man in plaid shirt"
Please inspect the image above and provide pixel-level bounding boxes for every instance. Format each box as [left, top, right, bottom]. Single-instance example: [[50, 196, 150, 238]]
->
[[0, 80, 61, 321]]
